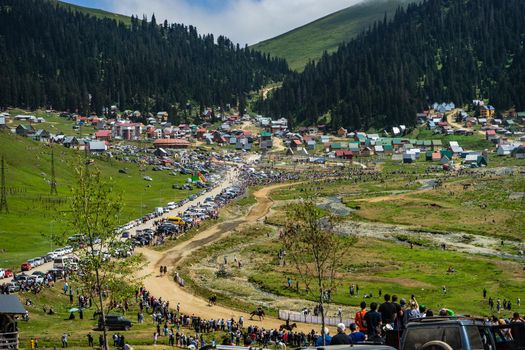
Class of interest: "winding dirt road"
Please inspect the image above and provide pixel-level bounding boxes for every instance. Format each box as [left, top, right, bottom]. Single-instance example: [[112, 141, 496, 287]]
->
[[136, 183, 318, 331]]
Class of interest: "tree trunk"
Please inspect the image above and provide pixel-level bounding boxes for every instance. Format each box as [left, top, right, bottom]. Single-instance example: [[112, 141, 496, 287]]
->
[[95, 267, 108, 350], [320, 288, 326, 346]]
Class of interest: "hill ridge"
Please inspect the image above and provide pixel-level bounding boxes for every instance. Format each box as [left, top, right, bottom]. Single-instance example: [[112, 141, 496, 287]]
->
[[251, 0, 416, 71]]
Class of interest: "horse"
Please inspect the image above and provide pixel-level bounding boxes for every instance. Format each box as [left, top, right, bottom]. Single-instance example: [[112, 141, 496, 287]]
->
[[208, 295, 217, 306], [279, 323, 297, 331], [249, 309, 265, 320]]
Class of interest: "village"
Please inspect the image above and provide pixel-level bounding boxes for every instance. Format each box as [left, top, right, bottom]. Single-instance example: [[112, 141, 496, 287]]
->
[[1, 99, 524, 169]]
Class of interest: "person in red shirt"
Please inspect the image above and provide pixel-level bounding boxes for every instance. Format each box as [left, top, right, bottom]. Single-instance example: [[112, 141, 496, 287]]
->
[[354, 301, 367, 333]]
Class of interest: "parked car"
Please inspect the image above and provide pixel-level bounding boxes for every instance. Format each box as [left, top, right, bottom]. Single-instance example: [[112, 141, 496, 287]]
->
[[21, 262, 32, 271], [396, 316, 525, 350], [5, 282, 20, 293], [98, 315, 133, 330]]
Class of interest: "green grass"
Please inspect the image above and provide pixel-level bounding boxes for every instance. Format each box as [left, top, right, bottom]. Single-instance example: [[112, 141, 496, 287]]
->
[[6, 109, 79, 136], [0, 131, 200, 269], [251, 0, 416, 71], [57, 1, 131, 25], [412, 129, 493, 150], [246, 237, 524, 318], [348, 175, 525, 240]]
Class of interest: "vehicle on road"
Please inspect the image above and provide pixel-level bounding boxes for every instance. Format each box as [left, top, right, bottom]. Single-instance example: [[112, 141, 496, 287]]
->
[[167, 217, 185, 225], [98, 315, 133, 331]]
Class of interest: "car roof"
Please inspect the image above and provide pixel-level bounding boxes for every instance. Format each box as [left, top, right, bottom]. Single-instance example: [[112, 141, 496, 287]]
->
[[303, 345, 396, 350], [406, 316, 488, 326]]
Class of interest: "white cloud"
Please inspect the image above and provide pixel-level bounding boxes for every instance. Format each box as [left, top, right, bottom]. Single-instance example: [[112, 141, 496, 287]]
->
[[108, 0, 364, 45]]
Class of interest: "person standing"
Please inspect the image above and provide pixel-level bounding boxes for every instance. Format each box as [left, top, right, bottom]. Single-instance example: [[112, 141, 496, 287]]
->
[[329, 323, 351, 345], [98, 334, 104, 350], [61, 333, 68, 348], [378, 294, 396, 328], [363, 302, 382, 340], [354, 301, 368, 334], [483, 288, 487, 299], [403, 299, 421, 328], [87, 333, 93, 347]]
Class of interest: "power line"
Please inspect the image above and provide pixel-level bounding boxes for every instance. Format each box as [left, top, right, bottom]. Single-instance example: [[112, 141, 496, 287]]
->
[[0, 156, 8, 213]]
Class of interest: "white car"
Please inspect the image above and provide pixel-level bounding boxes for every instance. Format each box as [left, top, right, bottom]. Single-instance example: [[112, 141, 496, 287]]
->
[[29, 274, 44, 284], [0, 269, 5, 279], [53, 248, 65, 256]]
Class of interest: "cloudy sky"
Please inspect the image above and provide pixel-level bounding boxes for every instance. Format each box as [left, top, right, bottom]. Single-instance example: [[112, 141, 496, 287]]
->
[[65, 0, 364, 45]]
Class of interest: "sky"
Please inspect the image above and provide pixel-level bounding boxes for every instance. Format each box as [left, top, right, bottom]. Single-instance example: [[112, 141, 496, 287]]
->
[[64, 0, 364, 45]]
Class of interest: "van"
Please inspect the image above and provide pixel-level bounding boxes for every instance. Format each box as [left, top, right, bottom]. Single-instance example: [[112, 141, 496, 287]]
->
[[155, 207, 164, 215], [53, 255, 79, 270], [167, 217, 185, 225], [53, 257, 68, 270]]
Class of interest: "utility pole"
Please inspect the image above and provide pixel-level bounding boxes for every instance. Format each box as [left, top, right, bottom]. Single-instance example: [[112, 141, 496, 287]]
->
[[0, 156, 8, 213], [50, 148, 58, 195]]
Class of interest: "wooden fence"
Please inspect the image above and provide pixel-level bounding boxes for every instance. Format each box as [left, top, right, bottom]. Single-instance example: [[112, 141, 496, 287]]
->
[[278, 310, 352, 326]]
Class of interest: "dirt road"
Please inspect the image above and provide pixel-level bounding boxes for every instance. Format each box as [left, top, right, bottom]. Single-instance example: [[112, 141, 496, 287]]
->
[[446, 109, 485, 136], [136, 183, 320, 331]]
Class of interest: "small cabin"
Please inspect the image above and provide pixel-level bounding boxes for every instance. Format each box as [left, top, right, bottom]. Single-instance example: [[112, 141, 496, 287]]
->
[[0, 295, 26, 349]]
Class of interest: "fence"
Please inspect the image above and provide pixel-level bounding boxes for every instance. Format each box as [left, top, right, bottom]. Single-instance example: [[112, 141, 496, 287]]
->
[[278, 310, 353, 326], [0, 331, 19, 349]]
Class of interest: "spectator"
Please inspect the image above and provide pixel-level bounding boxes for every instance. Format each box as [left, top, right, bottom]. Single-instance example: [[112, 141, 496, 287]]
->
[[349, 323, 365, 343], [354, 301, 367, 333], [363, 302, 382, 340], [403, 299, 421, 327], [330, 323, 350, 345], [379, 294, 396, 328], [315, 327, 331, 346]]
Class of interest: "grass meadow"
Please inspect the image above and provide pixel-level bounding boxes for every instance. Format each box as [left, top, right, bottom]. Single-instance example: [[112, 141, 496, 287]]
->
[[0, 130, 199, 269]]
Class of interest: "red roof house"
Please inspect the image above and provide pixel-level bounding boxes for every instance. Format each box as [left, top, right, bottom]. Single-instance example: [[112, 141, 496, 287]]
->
[[95, 130, 112, 141], [153, 138, 191, 149]]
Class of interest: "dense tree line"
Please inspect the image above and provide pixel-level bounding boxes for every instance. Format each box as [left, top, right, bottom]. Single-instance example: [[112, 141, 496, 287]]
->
[[0, 0, 289, 114], [257, 0, 525, 131]]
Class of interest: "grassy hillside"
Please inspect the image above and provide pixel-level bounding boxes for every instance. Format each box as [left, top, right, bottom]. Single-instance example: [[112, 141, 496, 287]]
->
[[252, 0, 415, 71], [56, 0, 131, 25], [0, 130, 199, 269]]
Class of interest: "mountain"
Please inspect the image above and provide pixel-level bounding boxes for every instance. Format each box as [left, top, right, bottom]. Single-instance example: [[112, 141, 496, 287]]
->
[[251, 0, 416, 71], [257, 0, 525, 131], [56, 1, 131, 25], [0, 0, 289, 115]]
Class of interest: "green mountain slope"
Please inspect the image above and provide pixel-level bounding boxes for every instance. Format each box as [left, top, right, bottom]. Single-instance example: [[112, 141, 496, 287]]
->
[[0, 127, 200, 269], [251, 0, 415, 71], [258, 0, 525, 130], [56, 1, 131, 24]]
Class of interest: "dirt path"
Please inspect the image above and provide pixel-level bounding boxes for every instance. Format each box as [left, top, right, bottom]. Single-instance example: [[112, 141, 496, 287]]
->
[[136, 183, 321, 331], [446, 109, 485, 136]]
